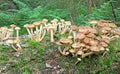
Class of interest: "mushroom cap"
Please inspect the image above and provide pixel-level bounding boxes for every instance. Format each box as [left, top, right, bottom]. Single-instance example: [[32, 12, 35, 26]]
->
[[89, 40, 98, 46], [28, 25, 35, 28], [99, 42, 108, 47], [48, 25, 56, 30], [6, 40, 14, 44], [71, 25, 78, 31], [69, 49, 75, 53], [89, 20, 98, 25], [100, 29, 108, 34], [10, 24, 16, 28], [43, 26, 48, 30], [13, 39, 19, 43], [51, 19, 58, 23], [72, 43, 81, 49], [59, 38, 72, 44], [42, 19, 48, 23], [89, 28, 98, 34], [102, 27, 112, 31], [83, 38, 90, 44], [90, 46, 100, 52], [24, 24, 29, 28], [75, 33, 85, 40], [8, 28, 14, 32], [86, 33, 96, 38], [76, 50, 84, 55], [56, 42, 62, 46], [68, 35, 73, 40], [109, 23, 117, 28], [101, 35, 110, 44], [15, 27, 20, 30], [60, 19, 65, 22], [33, 22, 40, 26], [65, 21, 71, 26], [78, 26, 92, 34]]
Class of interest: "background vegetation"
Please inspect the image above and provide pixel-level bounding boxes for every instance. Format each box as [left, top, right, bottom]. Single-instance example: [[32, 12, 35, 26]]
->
[[0, 0, 120, 27], [0, 0, 120, 74]]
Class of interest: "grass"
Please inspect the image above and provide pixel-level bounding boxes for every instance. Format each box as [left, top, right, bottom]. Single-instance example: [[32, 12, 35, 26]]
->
[[0, 35, 120, 74]]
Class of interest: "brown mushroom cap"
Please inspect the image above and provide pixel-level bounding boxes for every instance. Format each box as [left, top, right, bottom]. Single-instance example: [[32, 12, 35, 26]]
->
[[15, 27, 20, 30], [65, 21, 71, 26], [86, 33, 96, 38], [76, 50, 84, 55], [33, 22, 40, 26], [89, 20, 98, 25], [24, 24, 30, 28], [28, 25, 35, 29], [59, 38, 72, 44], [10, 24, 16, 28], [71, 25, 78, 31], [56, 42, 62, 46], [6, 40, 14, 44], [99, 42, 108, 47], [75, 33, 85, 40], [42, 19, 48, 23], [83, 38, 90, 44], [90, 46, 100, 52], [72, 43, 81, 49], [69, 49, 75, 53], [89, 40, 98, 46]]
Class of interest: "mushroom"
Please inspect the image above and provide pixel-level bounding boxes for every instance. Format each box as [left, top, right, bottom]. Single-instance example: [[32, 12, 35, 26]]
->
[[10, 24, 16, 30], [89, 20, 98, 28], [6, 39, 21, 52], [59, 38, 72, 55], [24, 24, 31, 37], [69, 25, 78, 42], [28, 25, 35, 40], [48, 25, 56, 42]]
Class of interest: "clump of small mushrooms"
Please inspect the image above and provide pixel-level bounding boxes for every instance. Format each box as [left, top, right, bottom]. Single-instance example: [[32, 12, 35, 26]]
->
[[24, 19, 71, 42], [57, 20, 120, 64], [89, 20, 120, 40], [0, 24, 22, 52]]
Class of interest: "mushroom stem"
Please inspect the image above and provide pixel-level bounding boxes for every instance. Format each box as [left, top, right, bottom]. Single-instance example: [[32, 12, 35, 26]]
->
[[62, 44, 71, 55], [72, 31, 76, 42], [16, 43, 22, 51], [16, 30, 19, 40], [26, 28, 31, 37], [11, 45, 18, 51], [50, 30, 54, 42], [81, 52, 93, 58], [39, 25, 43, 38], [39, 29, 46, 41], [30, 28, 34, 40]]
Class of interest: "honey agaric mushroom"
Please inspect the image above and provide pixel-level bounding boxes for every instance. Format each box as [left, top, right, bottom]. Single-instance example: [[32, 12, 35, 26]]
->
[[2, 29, 14, 41], [24, 24, 31, 37], [69, 25, 78, 41], [49, 25, 55, 42], [75, 33, 85, 42], [10, 24, 16, 30], [6, 39, 21, 52], [28, 25, 35, 40], [89, 20, 98, 28], [59, 38, 72, 55]]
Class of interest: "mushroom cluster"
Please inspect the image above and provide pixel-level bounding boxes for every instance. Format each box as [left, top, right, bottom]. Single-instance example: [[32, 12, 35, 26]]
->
[[57, 20, 120, 63], [0, 25, 22, 52], [24, 19, 71, 42], [89, 20, 120, 40]]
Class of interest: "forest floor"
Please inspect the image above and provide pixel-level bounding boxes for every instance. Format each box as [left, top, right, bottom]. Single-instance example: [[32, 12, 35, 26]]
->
[[0, 34, 120, 74]]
